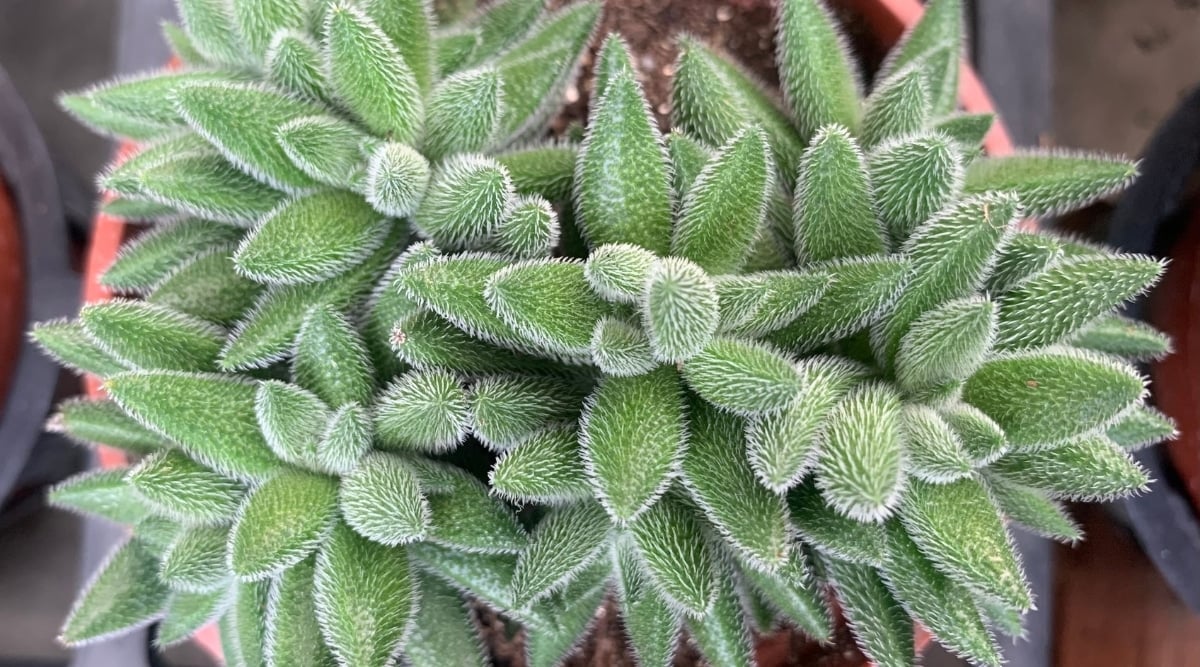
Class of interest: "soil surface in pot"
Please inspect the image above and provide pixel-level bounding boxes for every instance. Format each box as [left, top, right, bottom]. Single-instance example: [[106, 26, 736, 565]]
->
[[481, 0, 889, 664]]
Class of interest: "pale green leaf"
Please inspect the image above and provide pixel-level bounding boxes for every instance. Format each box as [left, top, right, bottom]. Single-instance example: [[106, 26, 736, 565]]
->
[[992, 434, 1150, 501], [470, 375, 586, 450], [496, 142, 578, 202], [265, 556, 335, 667], [818, 382, 906, 521], [512, 501, 610, 606], [686, 568, 753, 667], [490, 424, 593, 504], [340, 452, 429, 546], [826, 558, 913, 667], [1070, 314, 1173, 362], [80, 300, 224, 372], [157, 588, 230, 648], [496, 194, 559, 259], [233, 0, 307, 59], [585, 243, 656, 304], [683, 337, 804, 415], [643, 257, 719, 363], [127, 449, 246, 525], [403, 575, 487, 667], [374, 369, 470, 452], [413, 156, 514, 250], [739, 550, 831, 641], [160, 524, 231, 593], [317, 403, 372, 473], [265, 30, 332, 103], [630, 492, 717, 617], [590, 316, 657, 377], [255, 380, 330, 470], [983, 474, 1082, 543], [787, 479, 887, 566], [129, 153, 287, 225], [179, 0, 251, 67], [294, 305, 374, 407], [49, 468, 150, 526], [1107, 405, 1177, 451], [793, 125, 886, 263], [360, 0, 434, 95], [54, 397, 171, 454], [861, 66, 931, 148], [964, 152, 1139, 217], [31, 319, 129, 378], [775, 0, 862, 137], [903, 405, 973, 483], [426, 468, 527, 553], [100, 219, 242, 292], [895, 296, 996, 396], [60, 538, 170, 646], [424, 66, 502, 161], [364, 142, 430, 219], [229, 470, 339, 580], [613, 539, 682, 667], [275, 115, 368, 190], [149, 248, 264, 327], [869, 132, 963, 244], [486, 259, 609, 356]]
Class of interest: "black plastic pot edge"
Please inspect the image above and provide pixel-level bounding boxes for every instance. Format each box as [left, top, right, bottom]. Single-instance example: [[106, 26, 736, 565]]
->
[[0, 65, 77, 503], [1107, 84, 1200, 615]]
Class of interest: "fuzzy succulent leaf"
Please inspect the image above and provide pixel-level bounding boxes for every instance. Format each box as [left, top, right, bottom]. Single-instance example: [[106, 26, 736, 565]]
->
[[316, 403, 372, 473], [895, 296, 997, 396], [511, 501, 610, 606], [861, 66, 930, 148], [470, 375, 585, 450], [995, 254, 1164, 350], [275, 115, 367, 189], [403, 575, 487, 667], [576, 68, 673, 255], [424, 66, 503, 161], [766, 256, 910, 352], [793, 125, 886, 263], [127, 449, 246, 525], [683, 338, 804, 415], [585, 243, 656, 304], [1107, 406, 1177, 450], [964, 152, 1139, 216], [31, 319, 129, 378], [818, 383, 906, 522], [826, 558, 913, 667], [48, 468, 150, 526], [254, 380, 330, 470], [225, 579, 271, 667], [1070, 314, 1173, 361], [591, 316, 657, 377], [490, 424, 593, 504], [740, 550, 831, 640], [100, 219, 242, 292], [149, 248, 263, 326], [157, 588, 230, 648], [365, 141, 431, 219], [434, 27, 482, 78], [162, 21, 208, 67], [613, 539, 682, 667], [582, 367, 685, 522], [314, 522, 418, 667], [128, 153, 287, 226], [523, 562, 611, 667], [60, 538, 170, 647], [935, 113, 994, 152], [487, 259, 610, 356], [496, 195, 560, 259], [266, 31, 331, 103], [643, 257, 720, 363], [324, 3, 422, 142], [106, 371, 282, 481], [360, 0, 434, 94], [233, 0, 308, 59], [265, 556, 335, 667], [179, 0, 250, 67], [788, 480, 887, 565], [62, 70, 228, 141], [900, 477, 1032, 610], [880, 521, 1001, 667], [175, 81, 324, 192], [469, 0, 542, 64], [340, 452, 429, 546], [408, 542, 518, 611], [229, 470, 339, 580], [686, 569, 754, 667], [937, 402, 1008, 467], [682, 400, 791, 571], [902, 406, 973, 483], [869, 133, 963, 245], [992, 434, 1150, 501], [496, 143, 578, 202], [962, 349, 1144, 447], [79, 300, 224, 373], [775, 0, 861, 138], [160, 524, 231, 593], [294, 305, 374, 407], [412, 156, 513, 249], [672, 128, 774, 274], [392, 311, 550, 374], [374, 369, 470, 453], [874, 192, 1018, 368], [426, 469, 527, 553], [54, 397, 171, 454], [630, 493, 717, 617], [983, 474, 1082, 543]]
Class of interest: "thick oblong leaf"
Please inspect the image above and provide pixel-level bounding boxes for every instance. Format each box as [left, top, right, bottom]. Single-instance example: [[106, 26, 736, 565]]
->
[[486, 259, 609, 356], [30, 319, 128, 378], [818, 383, 906, 522], [325, 4, 422, 142], [60, 538, 170, 646], [255, 380, 329, 470], [576, 69, 673, 255], [747, 356, 864, 492], [774, 0, 861, 137], [512, 501, 610, 606], [900, 478, 1032, 611], [314, 522, 418, 667], [585, 243, 656, 304], [895, 297, 996, 396], [404, 575, 487, 667], [233, 0, 307, 58], [424, 66, 502, 161], [686, 569, 753, 667], [995, 254, 1164, 350], [740, 550, 831, 641], [1107, 405, 1177, 450], [992, 434, 1150, 501], [983, 474, 1082, 543], [392, 311, 551, 375], [672, 128, 774, 275], [266, 29, 331, 102], [496, 142, 578, 202], [265, 556, 335, 667], [133, 153, 286, 225], [496, 195, 559, 259], [156, 588, 230, 648], [412, 156, 514, 250], [642, 257, 719, 363], [963, 152, 1138, 216], [683, 338, 804, 415], [48, 468, 149, 526], [470, 375, 586, 450], [127, 449, 246, 525], [408, 542, 519, 612], [100, 219, 242, 292], [148, 248, 265, 326], [235, 191, 390, 286], [869, 133, 963, 245], [682, 401, 791, 571], [106, 371, 282, 481], [54, 397, 171, 454], [365, 142, 431, 219], [179, 0, 250, 67], [630, 493, 717, 617], [962, 349, 1144, 447], [826, 559, 913, 667], [80, 300, 224, 372], [395, 253, 526, 349], [582, 367, 685, 522], [490, 424, 592, 504], [294, 305, 374, 407], [160, 524, 230, 593], [613, 539, 681, 666], [903, 406, 973, 483], [275, 115, 367, 189], [793, 125, 885, 263], [591, 317, 657, 378], [317, 403, 372, 473], [860, 66, 930, 148], [788, 480, 887, 566], [340, 452, 429, 546], [175, 81, 323, 192], [1070, 314, 1173, 362], [426, 469, 527, 554], [374, 369, 470, 452], [228, 470, 339, 580]]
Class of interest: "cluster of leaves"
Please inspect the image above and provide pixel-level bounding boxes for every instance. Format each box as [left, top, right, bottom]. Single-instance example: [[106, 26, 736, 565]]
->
[[33, 0, 1179, 666]]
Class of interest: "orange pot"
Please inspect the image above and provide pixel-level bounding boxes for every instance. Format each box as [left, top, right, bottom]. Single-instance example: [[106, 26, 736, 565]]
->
[[82, 0, 1012, 662], [0, 181, 22, 410]]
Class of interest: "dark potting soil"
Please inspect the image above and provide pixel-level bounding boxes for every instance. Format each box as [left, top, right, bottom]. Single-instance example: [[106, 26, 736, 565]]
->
[[476, 0, 891, 663]]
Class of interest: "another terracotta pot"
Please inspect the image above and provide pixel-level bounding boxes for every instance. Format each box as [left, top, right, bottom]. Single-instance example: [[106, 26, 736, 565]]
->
[[0, 182, 21, 414], [81, 0, 1012, 662]]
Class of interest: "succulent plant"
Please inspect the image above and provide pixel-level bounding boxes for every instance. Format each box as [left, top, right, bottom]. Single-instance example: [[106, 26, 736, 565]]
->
[[33, 0, 1179, 666]]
